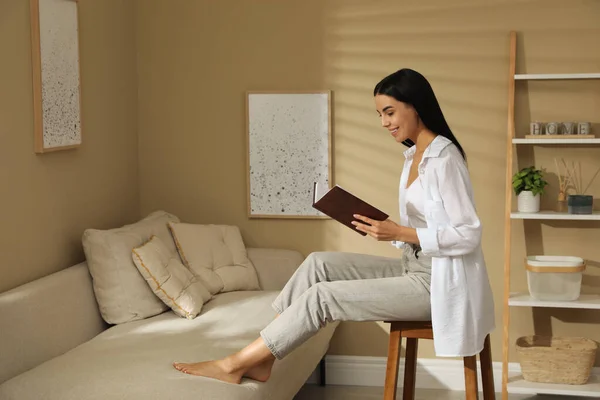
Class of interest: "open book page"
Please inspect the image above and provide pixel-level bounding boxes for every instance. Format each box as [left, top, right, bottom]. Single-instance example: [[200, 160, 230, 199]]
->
[[313, 183, 364, 203], [312, 181, 330, 204]]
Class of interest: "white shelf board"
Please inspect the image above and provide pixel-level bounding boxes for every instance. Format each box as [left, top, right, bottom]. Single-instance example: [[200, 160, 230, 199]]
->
[[511, 211, 600, 220], [508, 374, 600, 397], [515, 73, 600, 80], [513, 138, 600, 144], [509, 292, 600, 309]]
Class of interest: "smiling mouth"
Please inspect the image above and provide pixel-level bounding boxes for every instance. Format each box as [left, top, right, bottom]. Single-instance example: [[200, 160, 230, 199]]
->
[[390, 128, 398, 136]]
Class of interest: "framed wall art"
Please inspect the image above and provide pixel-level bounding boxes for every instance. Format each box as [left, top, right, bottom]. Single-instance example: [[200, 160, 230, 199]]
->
[[30, 0, 82, 153], [246, 91, 332, 218]]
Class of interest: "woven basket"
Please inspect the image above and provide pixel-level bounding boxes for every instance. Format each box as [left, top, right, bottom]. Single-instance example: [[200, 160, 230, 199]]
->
[[516, 335, 597, 385]]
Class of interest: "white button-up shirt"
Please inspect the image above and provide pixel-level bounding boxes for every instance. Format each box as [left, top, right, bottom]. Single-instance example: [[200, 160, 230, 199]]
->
[[393, 135, 495, 357]]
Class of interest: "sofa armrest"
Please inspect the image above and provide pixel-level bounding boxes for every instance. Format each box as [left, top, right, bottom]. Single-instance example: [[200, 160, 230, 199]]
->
[[0, 263, 107, 385], [247, 248, 304, 291]]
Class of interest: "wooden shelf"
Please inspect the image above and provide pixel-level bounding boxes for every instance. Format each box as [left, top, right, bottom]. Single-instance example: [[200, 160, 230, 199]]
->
[[510, 211, 600, 220], [502, 31, 600, 399], [515, 73, 600, 80], [513, 138, 600, 144], [509, 293, 600, 309], [508, 374, 600, 397]]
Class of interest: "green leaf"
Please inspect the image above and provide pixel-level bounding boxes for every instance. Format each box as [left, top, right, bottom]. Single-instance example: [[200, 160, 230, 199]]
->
[[512, 166, 547, 195], [513, 179, 522, 187]]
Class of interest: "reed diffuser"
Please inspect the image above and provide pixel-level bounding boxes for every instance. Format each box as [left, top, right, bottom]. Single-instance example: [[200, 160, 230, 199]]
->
[[554, 158, 571, 212], [554, 158, 600, 214]]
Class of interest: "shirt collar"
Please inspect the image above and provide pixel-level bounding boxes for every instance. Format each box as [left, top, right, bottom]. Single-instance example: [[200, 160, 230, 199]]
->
[[403, 135, 452, 159]]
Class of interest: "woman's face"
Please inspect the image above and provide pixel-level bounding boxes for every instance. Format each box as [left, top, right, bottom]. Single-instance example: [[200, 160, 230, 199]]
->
[[374, 94, 420, 144]]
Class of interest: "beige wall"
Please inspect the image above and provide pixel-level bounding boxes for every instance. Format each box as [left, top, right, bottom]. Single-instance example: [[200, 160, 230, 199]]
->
[[137, 0, 600, 364], [0, 0, 140, 293]]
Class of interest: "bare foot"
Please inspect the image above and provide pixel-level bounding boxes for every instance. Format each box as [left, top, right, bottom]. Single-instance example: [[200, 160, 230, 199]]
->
[[244, 358, 275, 382], [173, 360, 243, 384]]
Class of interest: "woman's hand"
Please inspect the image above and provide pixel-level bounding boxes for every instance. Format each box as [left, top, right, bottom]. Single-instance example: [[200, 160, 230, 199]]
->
[[351, 215, 402, 241]]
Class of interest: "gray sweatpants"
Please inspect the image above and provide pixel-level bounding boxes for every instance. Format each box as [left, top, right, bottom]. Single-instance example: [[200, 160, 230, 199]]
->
[[259, 244, 432, 359]]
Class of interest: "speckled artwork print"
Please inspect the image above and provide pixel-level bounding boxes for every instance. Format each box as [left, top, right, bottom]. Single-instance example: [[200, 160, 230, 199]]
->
[[248, 93, 330, 217], [39, 0, 81, 149]]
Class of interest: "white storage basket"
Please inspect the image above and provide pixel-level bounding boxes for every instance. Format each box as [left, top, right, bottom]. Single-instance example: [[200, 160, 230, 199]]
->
[[526, 256, 585, 301]]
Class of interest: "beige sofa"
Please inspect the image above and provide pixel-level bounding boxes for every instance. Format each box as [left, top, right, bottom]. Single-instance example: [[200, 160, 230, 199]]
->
[[0, 213, 337, 400]]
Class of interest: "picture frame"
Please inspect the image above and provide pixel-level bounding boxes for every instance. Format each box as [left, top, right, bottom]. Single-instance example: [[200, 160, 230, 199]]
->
[[246, 91, 333, 219], [30, 0, 82, 154]]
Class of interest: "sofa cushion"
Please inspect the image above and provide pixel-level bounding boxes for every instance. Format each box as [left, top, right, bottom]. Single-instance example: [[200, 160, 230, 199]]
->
[[82, 210, 180, 324], [0, 291, 337, 400], [132, 235, 212, 319], [168, 222, 260, 295], [246, 248, 305, 291], [0, 263, 107, 385]]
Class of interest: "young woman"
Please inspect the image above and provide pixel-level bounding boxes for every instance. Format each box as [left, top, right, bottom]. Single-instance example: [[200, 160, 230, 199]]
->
[[173, 68, 495, 383]]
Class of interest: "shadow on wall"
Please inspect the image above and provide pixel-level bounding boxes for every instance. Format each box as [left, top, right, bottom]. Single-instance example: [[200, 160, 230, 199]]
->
[[319, 0, 509, 368], [319, 0, 600, 367], [320, 0, 510, 257]]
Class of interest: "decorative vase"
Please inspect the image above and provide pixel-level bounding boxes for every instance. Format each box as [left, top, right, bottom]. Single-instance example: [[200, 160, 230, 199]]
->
[[518, 191, 540, 213], [567, 194, 593, 215]]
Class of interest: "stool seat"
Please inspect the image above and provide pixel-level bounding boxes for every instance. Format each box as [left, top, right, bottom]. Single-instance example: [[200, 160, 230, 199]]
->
[[383, 321, 495, 400]]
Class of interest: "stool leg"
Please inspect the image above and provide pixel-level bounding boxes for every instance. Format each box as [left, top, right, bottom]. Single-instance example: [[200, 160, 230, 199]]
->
[[403, 337, 418, 400], [464, 355, 479, 400], [384, 325, 402, 400], [319, 356, 326, 386], [479, 335, 495, 399]]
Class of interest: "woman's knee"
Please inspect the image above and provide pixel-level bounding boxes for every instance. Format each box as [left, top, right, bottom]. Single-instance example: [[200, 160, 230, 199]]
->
[[304, 251, 338, 268], [300, 252, 328, 273], [305, 282, 337, 325]]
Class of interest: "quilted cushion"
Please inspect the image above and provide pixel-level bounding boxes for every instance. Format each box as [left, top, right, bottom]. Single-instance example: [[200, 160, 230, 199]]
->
[[132, 235, 211, 319], [167, 222, 260, 295]]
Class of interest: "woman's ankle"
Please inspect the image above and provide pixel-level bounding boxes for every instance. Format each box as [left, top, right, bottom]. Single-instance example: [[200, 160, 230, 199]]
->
[[220, 356, 244, 374]]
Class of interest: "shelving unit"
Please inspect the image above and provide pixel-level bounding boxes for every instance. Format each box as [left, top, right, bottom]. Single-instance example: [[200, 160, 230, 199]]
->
[[514, 73, 600, 80], [509, 293, 600, 309], [510, 211, 600, 220], [502, 31, 600, 400], [513, 138, 600, 144], [508, 375, 600, 397]]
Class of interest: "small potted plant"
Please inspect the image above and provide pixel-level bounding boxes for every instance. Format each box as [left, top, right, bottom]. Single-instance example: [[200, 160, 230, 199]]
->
[[512, 166, 548, 213]]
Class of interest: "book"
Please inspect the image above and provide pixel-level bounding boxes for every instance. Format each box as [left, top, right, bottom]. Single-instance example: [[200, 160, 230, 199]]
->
[[312, 182, 389, 236]]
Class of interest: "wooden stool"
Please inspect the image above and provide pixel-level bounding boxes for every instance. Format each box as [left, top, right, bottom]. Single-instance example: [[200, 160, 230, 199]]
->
[[384, 321, 495, 400]]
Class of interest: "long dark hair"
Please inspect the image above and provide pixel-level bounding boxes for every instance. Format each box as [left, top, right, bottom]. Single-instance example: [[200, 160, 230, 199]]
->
[[373, 68, 466, 160]]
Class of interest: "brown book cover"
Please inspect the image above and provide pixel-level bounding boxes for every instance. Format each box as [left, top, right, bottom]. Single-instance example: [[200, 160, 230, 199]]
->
[[312, 183, 389, 236]]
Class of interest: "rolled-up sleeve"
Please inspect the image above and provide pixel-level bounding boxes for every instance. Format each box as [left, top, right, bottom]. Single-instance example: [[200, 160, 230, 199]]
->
[[416, 155, 482, 257]]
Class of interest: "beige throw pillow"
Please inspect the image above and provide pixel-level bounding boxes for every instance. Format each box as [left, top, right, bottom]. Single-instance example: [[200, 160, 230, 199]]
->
[[168, 222, 260, 295], [132, 235, 212, 319], [82, 211, 180, 324]]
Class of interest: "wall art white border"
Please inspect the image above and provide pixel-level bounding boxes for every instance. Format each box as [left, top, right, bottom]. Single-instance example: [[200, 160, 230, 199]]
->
[[246, 91, 333, 219], [30, 0, 82, 154]]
